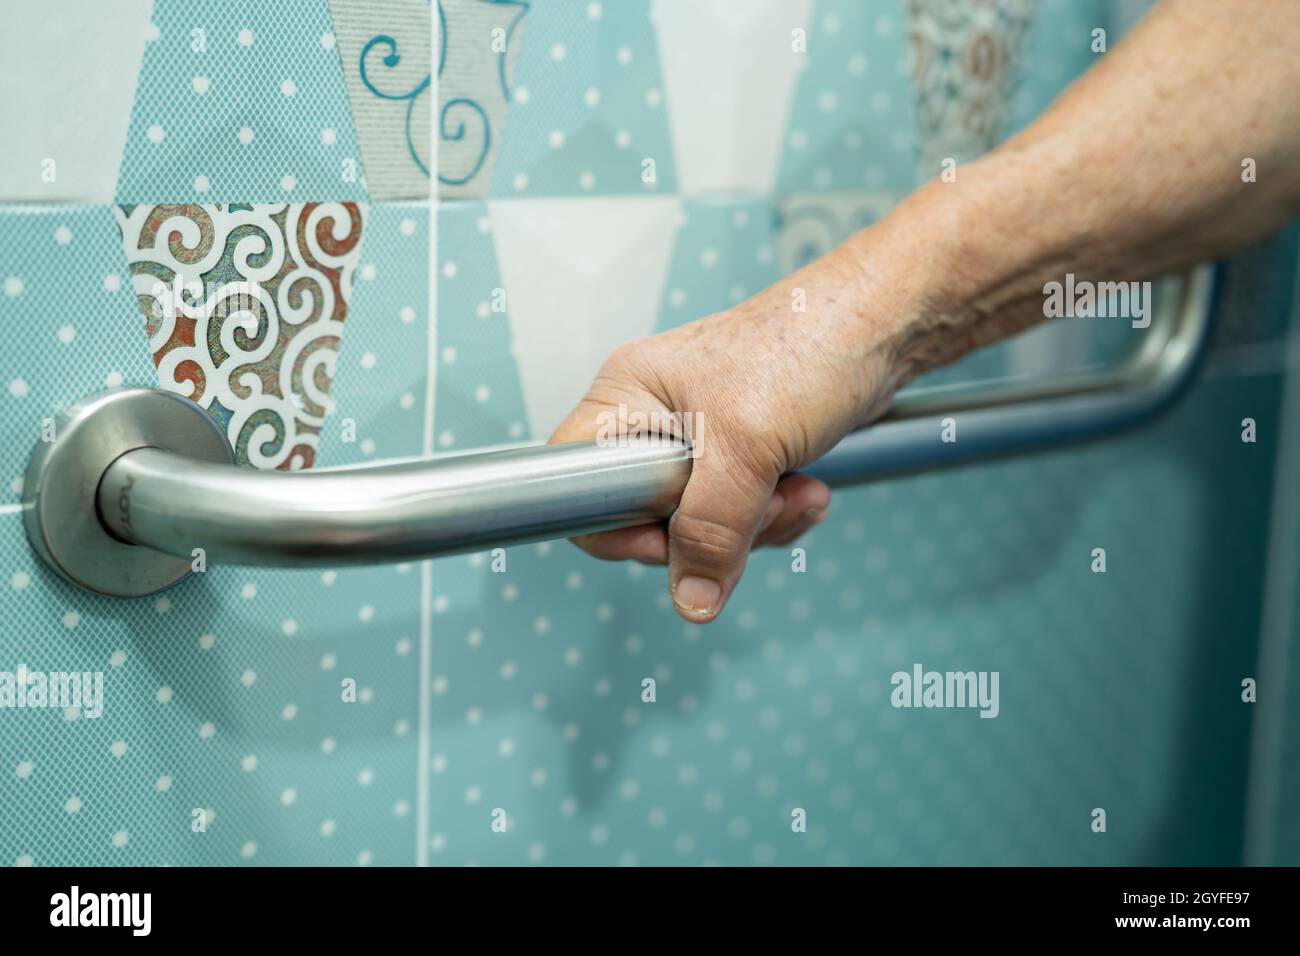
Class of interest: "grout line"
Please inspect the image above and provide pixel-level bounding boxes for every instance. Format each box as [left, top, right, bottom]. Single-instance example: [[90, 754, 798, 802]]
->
[[415, 9, 439, 870], [415, 214, 436, 863], [417, 560, 433, 866], [416, 234, 437, 864], [1242, 249, 1300, 865]]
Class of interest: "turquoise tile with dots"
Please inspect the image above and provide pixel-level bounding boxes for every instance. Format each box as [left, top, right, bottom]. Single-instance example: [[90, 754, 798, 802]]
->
[[655, 198, 782, 332], [317, 203, 432, 466], [490, 0, 678, 198], [433, 201, 530, 450], [116, 0, 367, 204], [774, 0, 919, 196], [0, 207, 152, 506], [413, 365, 1279, 865], [1, 207, 421, 867], [2, 0, 1294, 870]]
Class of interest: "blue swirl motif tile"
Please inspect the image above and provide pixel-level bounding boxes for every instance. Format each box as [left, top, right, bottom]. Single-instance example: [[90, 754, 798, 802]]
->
[[360, 33, 433, 179], [438, 0, 531, 197], [117, 0, 366, 204], [332, 1, 529, 199], [330, 0, 433, 200]]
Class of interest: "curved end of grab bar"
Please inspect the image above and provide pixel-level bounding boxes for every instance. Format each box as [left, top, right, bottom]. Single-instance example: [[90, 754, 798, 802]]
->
[[24, 265, 1214, 595], [97, 437, 694, 570], [805, 264, 1215, 485]]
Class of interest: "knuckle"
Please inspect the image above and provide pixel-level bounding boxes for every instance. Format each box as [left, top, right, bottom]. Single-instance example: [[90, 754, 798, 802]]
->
[[712, 412, 786, 480], [584, 342, 667, 410], [605, 338, 652, 374], [604, 341, 636, 368]]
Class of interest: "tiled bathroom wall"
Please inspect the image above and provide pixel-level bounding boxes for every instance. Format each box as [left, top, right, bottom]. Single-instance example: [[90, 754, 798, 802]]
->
[[2, 0, 1293, 867]]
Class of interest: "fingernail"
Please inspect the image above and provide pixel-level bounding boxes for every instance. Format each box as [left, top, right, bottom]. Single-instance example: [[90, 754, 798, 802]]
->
[[803, 507, 828, 524], [673, 575, 722, 619]]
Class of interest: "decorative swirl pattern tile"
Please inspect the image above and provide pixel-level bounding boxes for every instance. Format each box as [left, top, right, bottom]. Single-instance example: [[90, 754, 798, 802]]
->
[[907, 0, 1035, 176], [116, 203, 366, 469]]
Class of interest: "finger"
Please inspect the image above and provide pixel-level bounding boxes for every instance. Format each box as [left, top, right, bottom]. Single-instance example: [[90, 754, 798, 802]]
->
[[570, 522, 669, 565], [551, 398, 677, 564], [753, 475, 830, 548], [755, 492, 784, 540], [667, 452, 777, 623], [571, 467, 783, 568], [764, 508, 829, 548]]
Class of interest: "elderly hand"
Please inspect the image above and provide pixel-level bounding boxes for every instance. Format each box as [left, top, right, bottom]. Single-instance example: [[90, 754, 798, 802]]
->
[[549, 225, 945, 624]]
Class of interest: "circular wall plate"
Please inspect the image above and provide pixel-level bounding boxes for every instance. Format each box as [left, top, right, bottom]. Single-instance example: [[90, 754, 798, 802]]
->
[[22, 388, 233, 597]]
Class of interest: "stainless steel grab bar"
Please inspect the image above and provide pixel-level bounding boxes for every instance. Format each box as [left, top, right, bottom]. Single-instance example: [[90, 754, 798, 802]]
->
[[98, 440, 694, 567], [23, 266, 1213, 597]]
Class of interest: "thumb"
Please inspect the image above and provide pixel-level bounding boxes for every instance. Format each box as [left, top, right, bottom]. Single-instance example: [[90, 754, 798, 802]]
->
[[667, 449, 777, 623]]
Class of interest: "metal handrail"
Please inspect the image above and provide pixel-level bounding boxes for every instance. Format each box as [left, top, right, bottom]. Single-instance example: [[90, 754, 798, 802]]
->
[[23, 266, 1213, 596]]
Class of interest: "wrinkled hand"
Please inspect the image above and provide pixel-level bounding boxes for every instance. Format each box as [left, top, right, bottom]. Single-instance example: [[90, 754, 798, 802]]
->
[[556, 0, 1300, 623], [550, 237, 927, 624]]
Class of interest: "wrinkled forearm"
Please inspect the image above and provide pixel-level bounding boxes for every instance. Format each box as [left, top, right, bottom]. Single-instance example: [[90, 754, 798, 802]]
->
[[847, 0, 1300, 392]]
